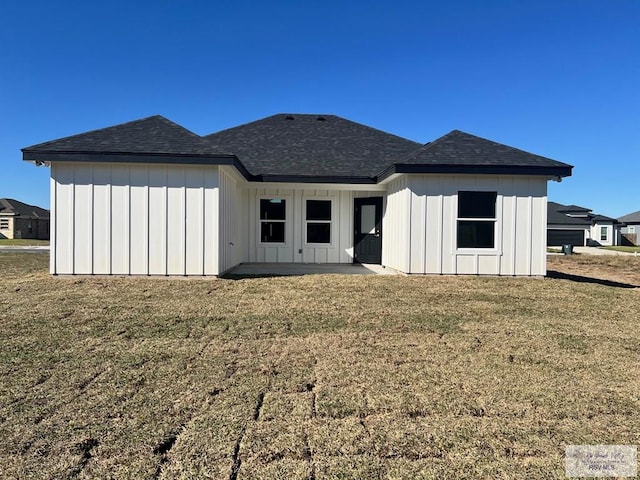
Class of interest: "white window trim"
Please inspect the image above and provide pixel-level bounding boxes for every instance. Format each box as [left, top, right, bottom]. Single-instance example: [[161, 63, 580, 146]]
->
[[453, 191, 502, 255], [0, 218, 9, 230], [600, 226, 608, 241], [303, 197, 335, 247], [258, 195, 290, 246]]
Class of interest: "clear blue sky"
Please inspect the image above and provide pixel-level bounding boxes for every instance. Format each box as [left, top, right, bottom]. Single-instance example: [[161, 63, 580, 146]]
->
[[1, 0, 638, 217]]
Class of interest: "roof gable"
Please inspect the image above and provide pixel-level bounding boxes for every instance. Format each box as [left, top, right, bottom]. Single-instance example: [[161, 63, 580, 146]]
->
[[403, 130, 569, 170], [23, 115, 226, 156], [619, 210, 640, 223], [0, 198, 49, 218]]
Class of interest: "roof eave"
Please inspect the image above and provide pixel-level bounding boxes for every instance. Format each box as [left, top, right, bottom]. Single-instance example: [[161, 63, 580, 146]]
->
[[376, 163, 573, 182], [21, 151, 253, 179], [255, 174, 376, 184]]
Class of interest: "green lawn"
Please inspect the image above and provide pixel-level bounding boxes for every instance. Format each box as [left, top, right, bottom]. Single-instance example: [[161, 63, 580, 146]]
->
[[0, 238, 49, 246], [0, 253, 638, 479]]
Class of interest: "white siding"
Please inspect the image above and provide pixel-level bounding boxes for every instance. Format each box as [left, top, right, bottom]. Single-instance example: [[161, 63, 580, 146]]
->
[[382, 176, 410, 272], [49, 175, 57, 273], [166, 167, 185, 274], [591, 223, 615, 246], [51, 163, 74, 274], [73, 167, 93, 274], [130, 166, 149, 274], [148, 168, 167, 274], [218, 166, 249, 273], [247, 185, 382, 264], [383, 174, 548, 276], [203, 168, 219, 275], [50, 162, 220, 275], [111, 166, 130, 274], [51, 163, 549, 276], [185, 168, 205, 275]]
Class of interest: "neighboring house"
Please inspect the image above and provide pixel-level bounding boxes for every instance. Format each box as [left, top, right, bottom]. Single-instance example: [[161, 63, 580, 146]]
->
[[0, 198, 50, 240], [618, 210, 640, 245], [22, 114, 572, 276], [547, 202, 620, 247]]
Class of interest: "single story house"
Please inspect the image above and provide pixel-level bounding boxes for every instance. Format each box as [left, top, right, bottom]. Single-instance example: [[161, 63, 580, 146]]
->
[[0, 198, 50, 240], [618, 210, 640, 245], [547, 201, 620, 247], [22, 114, 572, 276]]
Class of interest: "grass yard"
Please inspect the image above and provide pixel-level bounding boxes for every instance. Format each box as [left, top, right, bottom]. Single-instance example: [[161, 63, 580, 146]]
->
[[0, 253, 639, 479]]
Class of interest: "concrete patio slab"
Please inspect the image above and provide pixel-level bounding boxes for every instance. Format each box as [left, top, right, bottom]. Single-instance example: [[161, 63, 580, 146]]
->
[[573, 247, 638, 256], [225, 263, 400, 277], [0, 246, 50, 253]]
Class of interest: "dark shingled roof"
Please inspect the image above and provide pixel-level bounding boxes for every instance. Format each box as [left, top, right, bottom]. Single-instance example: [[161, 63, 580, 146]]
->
[[548, 201, 619, 226], [403, 130, 568, 169], [204, 114, 422, 177], [557, 204, 592, 213], [547, 202, 591, 225], [619, 210, 640, 223], [22, 115, 228, 156], [0, 198, 49, 218], [591, 214, 619, 223], [23, 113, 573, 182]]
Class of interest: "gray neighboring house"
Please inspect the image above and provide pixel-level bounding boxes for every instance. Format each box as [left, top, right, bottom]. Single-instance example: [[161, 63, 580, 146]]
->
[[618, 210, 640, 245], [547, 201, 620, 247], [0, 198, 50, 240]]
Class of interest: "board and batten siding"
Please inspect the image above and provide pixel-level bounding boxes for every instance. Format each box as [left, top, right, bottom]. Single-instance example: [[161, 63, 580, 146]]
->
[[382, 174, 548, 275], [50, 162, 221, 275], [218, 166, 249, 273], [246, 186, 383, 264], [382, 175, 410, 272]]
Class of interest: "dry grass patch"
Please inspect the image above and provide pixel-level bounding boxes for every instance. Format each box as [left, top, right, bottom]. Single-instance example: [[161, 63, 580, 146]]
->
[[0, 239, 49, 246], [547, 254, 640, 286], [0, 252, 639, 479]]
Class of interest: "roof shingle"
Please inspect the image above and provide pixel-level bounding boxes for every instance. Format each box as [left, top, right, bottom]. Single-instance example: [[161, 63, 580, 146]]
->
[[23, 113, 573, 181], [547, 202, 591, 225], [0, 198, 49, 218], [205, 114, 422, 177], [23, 115, 227, 156], [403, 130, 569, 169], [618, 210, 640, 223], [548, 201, 618, 226]]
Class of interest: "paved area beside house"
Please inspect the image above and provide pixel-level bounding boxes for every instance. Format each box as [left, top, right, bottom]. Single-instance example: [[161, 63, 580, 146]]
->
[[573, 247, 638, 256], [0, 246, 50, 253], [225, 263, 400, 276]]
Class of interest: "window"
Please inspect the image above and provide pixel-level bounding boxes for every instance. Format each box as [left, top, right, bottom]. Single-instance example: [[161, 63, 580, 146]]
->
[[260, 198, 286, 243], [600, 226, 608, 241], [457, 191, 497, 249], [305, 199, 331, 244], [0, 218, 9, 230]]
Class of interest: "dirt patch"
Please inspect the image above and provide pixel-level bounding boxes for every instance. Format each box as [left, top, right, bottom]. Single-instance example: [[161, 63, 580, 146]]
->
[[548, 255, 640, 287]]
